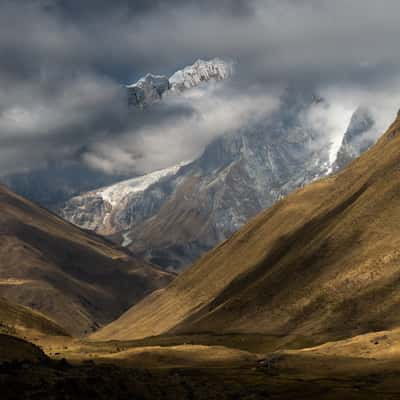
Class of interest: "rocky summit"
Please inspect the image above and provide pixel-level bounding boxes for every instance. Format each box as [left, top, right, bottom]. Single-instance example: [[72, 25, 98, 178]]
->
[[126, 58, 233, 108]]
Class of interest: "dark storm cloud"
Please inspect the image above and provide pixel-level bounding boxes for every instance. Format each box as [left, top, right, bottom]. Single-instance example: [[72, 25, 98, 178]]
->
[[1, 0, 400, 175], [48, 0, 253, 19]]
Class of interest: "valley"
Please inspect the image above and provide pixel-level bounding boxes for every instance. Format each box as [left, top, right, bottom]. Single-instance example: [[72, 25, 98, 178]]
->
[[3, 2, 400, 398], [2, 112, 400, 398]]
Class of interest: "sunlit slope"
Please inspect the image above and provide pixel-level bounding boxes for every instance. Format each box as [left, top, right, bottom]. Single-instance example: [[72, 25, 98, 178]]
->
[[0, 185, 173, 336], [94, 113, 400, 343]]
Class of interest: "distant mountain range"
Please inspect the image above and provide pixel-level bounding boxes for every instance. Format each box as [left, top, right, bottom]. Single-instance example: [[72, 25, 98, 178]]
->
[[60, 59, 378, 271]]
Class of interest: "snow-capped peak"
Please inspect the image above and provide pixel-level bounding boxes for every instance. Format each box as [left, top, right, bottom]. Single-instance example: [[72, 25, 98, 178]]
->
[[126, 73, 169, 89], [126, 58, 233, 107], [169, 58, 234, 92]]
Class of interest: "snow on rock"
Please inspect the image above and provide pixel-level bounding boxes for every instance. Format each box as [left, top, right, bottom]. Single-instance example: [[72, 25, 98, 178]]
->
[[126, 58, 233, 107], [99, 162, 188, 207], [126, 73, 170, 107], [333, 107, 375, 171], [169, 58, 233, 92], [59, 161, 189, 233]]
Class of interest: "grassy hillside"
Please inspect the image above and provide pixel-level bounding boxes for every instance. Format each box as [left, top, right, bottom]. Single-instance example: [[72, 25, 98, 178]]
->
[[0, 185, 173, 336], [94, 112, 400, 344], [0, 296, 67, 339]]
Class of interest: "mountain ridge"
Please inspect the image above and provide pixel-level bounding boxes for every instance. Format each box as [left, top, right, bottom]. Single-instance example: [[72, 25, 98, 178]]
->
[[127, 58, 233, 107], [0, 184, 173, 336]]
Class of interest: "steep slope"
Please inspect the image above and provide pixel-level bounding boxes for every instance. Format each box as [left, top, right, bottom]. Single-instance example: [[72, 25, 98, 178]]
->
[[0, 185, 173, 336], [94, 112, 400, 342]]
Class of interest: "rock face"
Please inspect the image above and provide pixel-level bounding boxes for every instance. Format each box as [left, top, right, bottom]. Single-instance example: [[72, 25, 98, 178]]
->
[[333, 107, 375, 171], [119, 90, 334, 270]]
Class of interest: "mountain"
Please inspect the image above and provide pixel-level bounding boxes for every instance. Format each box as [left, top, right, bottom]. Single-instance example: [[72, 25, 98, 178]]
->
[[333, 106, 375, 171], [126, 58, 233, 107], [93, 112, 400, 342], [60, 89, 377, 271], [0, 185, 173, 336], [127, 73, 170, 107]]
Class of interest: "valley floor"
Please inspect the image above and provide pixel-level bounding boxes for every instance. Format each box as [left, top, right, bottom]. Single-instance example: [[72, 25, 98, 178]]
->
[[4, 332, 400, 399]]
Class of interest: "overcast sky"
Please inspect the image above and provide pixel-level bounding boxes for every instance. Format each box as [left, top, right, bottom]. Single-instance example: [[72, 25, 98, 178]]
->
[[1, 0, 400, 175]]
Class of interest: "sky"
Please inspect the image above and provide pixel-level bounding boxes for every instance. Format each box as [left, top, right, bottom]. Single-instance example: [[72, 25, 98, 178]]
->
[[1, 0, 400, 176]]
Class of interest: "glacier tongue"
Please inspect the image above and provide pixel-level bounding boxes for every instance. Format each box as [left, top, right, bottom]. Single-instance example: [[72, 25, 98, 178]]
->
[[58, 161, 189, 234], [99, 162, 189, 207]]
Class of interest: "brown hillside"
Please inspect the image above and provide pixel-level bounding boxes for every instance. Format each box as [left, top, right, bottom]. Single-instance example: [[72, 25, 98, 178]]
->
[[94, 112, 400, 343], [0, 296, 67, 338], [0, 185, 173, 336]]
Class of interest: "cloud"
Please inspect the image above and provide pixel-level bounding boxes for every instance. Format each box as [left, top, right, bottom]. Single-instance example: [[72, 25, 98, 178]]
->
[[83, 82, 280, 174], [1, 0, 400, 177]]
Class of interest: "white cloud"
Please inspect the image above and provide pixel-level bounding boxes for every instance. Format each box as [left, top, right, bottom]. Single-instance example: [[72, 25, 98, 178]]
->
[[83, 81, 280, 174]]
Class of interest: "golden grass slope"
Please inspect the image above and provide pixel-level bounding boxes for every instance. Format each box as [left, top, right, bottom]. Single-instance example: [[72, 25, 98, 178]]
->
[[0, 185, 173, 336], [94, 113, 400, 343]]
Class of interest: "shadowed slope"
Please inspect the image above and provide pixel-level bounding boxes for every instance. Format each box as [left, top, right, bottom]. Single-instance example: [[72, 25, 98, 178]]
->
[[94, 113, 400, 343], [0, 334, 48, 363], [0, 185, 173, 336], [0, 297, 67, 338]]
